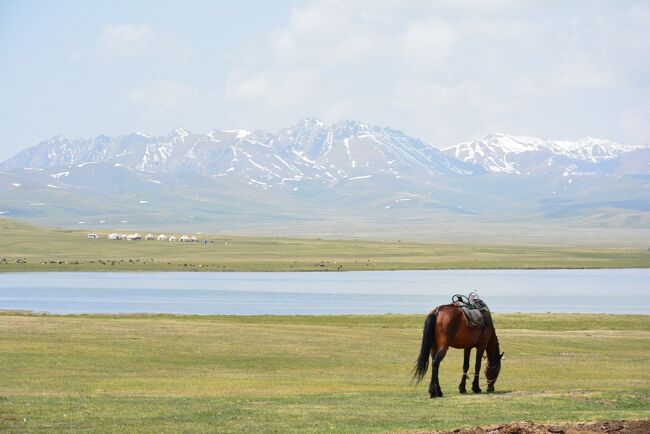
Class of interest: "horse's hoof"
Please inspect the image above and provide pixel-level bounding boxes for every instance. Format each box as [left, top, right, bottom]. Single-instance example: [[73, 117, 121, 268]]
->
[[436, 390, 444, 398], [429, 394, 437, 399], [459, 388, 467, 394], [487, 387, 495, 393], [472, 388, 482, 394]]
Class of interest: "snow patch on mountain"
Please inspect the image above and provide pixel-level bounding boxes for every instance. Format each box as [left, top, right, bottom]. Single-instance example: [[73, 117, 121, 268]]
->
[[3, 122, 647, 186], [223, 129, 251, 139], [1, 120, 482, 183], [443, 133, 647, 174]]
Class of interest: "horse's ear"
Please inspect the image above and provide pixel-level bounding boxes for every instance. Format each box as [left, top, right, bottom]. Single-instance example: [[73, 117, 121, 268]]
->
[[500, 352, 505, 360]]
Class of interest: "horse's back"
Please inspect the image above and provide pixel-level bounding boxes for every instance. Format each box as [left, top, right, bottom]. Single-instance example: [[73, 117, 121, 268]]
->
[[434, 304, 490, 349]]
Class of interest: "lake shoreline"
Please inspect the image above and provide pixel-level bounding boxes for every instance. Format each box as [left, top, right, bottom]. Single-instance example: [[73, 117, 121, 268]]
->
[[2, 310, 649, 319], [2, 264, 650, 273]]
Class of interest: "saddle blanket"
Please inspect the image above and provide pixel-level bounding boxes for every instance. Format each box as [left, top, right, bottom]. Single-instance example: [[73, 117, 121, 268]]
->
[[455, 300, 493, 329]]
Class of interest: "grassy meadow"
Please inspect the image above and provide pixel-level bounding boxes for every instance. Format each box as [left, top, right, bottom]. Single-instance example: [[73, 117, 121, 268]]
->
[[1, 313, 649, 433], [1, 217, 649, 272]]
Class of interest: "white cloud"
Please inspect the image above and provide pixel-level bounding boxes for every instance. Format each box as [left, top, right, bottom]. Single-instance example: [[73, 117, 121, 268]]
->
[[101, 24, 157, 57], [226, 69, 321, 105], [128, 79, 195, 116], [552, 63, 615, 89], [219, 0, 650, 145], [224, 69, 324, 129], [225, 70, 269, 100], [99, 23, 190, 63], [266, 1, 386, 68], [398, 19, 455, 71]]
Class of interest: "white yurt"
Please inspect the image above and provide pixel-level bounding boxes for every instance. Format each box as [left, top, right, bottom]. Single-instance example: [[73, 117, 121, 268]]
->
[[179, 235, 191, 242], [190, 236, 198, 242], [157, 234, 168, 241], [145, 233, 155, 240], [169, 236, 177, 242], [108, 233, 120, 240]]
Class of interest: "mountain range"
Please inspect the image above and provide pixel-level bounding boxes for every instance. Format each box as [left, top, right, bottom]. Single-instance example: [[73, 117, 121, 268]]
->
[[445, 133, 648, 176], [2, 119, 649, 180], [1, 119, 649, 243]]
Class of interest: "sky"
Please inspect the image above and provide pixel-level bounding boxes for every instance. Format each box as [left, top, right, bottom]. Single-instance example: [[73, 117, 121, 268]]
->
[[1, 0, 649, 161]]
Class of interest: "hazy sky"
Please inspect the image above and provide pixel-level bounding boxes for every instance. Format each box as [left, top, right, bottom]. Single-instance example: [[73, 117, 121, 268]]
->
[[1, 0, 649, 161]]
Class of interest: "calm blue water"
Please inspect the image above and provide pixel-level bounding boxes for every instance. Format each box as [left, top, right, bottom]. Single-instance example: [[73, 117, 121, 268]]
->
[[0, 269, 648, 315]]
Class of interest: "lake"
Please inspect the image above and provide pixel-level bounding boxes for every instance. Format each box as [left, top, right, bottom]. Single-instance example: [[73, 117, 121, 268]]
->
[[0, 269, 648, 315]]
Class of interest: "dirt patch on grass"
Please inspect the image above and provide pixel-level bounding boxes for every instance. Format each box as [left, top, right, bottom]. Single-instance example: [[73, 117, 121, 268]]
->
[[412, 420, 650, 434]]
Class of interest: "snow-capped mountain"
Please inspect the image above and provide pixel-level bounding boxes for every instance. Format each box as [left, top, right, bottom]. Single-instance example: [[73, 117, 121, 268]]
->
[[443, 133, 647, 175], [2, 121, 649, 234], [4, 124, 646, 182], [0, 119, 483, 188]]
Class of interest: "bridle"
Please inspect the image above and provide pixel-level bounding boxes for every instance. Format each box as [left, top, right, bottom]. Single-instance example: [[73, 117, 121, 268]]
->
[[484, 356, 501, 386]]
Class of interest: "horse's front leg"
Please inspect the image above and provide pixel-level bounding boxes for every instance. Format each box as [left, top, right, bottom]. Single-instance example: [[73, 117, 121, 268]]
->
[[472, 347, 484, 393], [458, 348, 471, 394], [428, 346, 448, 398]]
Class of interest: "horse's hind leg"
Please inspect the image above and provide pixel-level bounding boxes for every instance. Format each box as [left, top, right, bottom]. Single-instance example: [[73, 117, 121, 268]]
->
[[458, 348, 471, 394], [428, 358, 437, 398], [428, 346, 448, 398], [472, 348, 484, 393]]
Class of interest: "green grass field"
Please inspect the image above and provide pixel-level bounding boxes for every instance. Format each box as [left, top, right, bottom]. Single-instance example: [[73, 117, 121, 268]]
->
[[1, 218, 649, 272], [1, 313, 648, 433]]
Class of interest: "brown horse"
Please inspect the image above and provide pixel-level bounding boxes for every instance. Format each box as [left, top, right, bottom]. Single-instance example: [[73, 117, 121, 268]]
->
[[412, 304, 503, 398]]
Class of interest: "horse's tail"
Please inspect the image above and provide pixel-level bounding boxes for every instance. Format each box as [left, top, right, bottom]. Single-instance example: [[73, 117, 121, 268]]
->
[[412, 310, 437, 384]]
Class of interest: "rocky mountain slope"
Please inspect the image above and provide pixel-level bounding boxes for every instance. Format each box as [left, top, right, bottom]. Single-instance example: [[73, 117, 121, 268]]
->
[[4, 121, 647, 182], [0, 119, 483, 189], [1, 120, 649, 237]]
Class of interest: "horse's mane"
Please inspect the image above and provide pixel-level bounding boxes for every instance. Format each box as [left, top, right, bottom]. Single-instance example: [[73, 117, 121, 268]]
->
[[488, 334, 501, 363]]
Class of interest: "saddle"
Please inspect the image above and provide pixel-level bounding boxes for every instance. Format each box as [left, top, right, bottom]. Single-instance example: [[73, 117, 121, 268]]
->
[[452, 292, 493, 329]]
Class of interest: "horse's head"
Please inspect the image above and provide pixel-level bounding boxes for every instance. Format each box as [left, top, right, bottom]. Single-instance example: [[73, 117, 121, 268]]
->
[[485, 346, 504, 392]]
